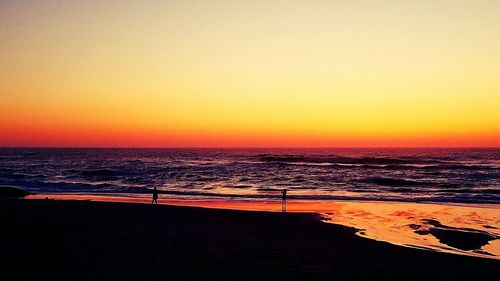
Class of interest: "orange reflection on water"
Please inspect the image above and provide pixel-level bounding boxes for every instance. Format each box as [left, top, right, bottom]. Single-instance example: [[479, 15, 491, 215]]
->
[[27, 194, 500, 259], [319, 201, 500, 259]]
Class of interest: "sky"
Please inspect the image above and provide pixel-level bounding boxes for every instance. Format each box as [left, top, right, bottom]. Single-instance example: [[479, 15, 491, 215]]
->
[[1, 0, 499, 147]]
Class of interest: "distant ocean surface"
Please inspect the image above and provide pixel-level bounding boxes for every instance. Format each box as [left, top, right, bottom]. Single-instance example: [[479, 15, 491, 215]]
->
[[1, 148, 499, 204]]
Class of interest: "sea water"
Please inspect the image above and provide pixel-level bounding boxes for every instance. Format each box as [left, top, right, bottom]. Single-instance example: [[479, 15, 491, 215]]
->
[[0, 148, 498, 204]]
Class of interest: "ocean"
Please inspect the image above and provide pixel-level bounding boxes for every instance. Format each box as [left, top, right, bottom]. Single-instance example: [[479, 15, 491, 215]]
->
[[0, 148, 499, 204]]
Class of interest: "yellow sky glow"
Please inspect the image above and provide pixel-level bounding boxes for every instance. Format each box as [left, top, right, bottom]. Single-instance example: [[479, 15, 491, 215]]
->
[[1, 0, 499, 147]]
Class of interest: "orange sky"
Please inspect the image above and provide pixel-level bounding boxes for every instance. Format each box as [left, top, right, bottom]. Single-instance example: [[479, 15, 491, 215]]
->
[[1, 1, 499, 147]]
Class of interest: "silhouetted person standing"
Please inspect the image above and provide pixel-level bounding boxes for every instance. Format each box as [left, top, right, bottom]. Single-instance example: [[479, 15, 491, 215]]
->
[[281, 188, 287, 213], [152, 187, 158, 205]]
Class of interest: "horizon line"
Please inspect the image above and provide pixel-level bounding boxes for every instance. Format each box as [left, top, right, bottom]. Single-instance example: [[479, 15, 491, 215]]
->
[[0, 146, 498, 149]]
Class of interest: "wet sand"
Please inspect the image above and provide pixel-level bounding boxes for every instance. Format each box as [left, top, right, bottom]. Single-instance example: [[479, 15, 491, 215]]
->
[[1, 199, 499, 280], [28, 194, 500, 259]]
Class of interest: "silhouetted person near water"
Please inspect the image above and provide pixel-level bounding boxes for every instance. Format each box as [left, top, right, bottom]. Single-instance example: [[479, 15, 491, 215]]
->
[[281, 188, 287, 213], [152, 187, 158, 205]]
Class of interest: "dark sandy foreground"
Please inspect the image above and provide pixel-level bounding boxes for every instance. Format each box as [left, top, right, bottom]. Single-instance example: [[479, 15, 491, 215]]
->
[[1, 199, 499, 281]]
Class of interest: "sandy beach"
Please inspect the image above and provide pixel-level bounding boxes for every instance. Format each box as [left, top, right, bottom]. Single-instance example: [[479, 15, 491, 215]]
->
[[27, 194, 500, 259], [1, 198, 499, 280]]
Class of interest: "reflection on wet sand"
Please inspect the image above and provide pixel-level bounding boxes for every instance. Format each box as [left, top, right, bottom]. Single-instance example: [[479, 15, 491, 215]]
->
[[409, 219, 495, 251], [319, 201, 500, 259], [28, 194, 500, 259]]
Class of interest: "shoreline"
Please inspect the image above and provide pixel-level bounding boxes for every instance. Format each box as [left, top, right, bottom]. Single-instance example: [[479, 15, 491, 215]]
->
[[26, 194, 500, 260], [27, 193, 500, 209], [1, 198, 499, 280]]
